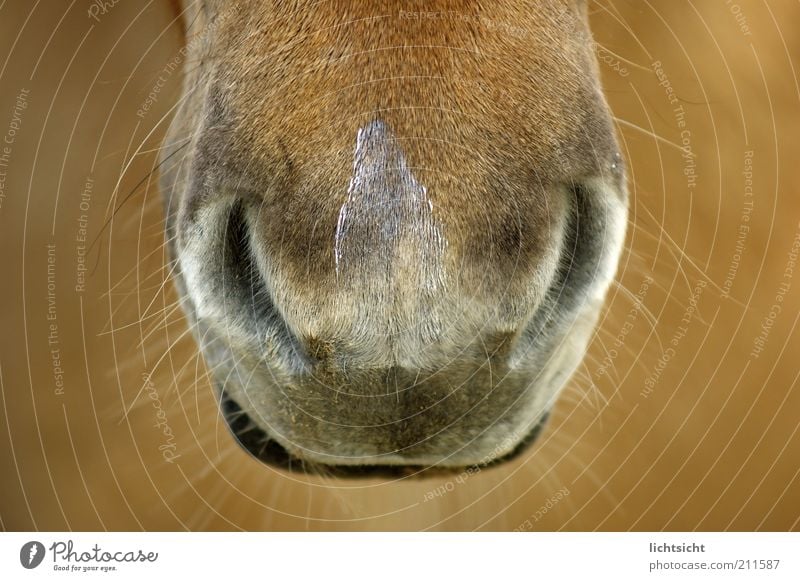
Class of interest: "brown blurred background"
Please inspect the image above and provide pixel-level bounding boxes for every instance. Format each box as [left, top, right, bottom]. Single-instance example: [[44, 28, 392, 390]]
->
[[1, 0, 799, 531]]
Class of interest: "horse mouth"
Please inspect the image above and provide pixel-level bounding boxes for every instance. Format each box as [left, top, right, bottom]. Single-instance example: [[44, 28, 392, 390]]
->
[[219, 389, 550, 479]]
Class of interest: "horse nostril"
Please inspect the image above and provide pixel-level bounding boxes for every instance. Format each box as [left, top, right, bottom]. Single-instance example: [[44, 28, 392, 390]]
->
[[183, 197, 276, 327], [176, 194, 267, 322], [221, 200, 267, 319], [178, 197, 311, 372]]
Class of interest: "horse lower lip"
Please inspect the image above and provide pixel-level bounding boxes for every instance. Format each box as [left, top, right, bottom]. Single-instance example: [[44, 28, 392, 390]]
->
[[219, 388, 550, 478], [220, 391, 430, 477]]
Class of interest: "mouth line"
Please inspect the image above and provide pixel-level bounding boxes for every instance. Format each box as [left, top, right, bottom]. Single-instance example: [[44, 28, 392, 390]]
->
[[219, 388, 549, 479]]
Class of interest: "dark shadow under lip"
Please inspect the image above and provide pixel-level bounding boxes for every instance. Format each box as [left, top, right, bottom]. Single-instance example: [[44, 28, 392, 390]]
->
[[219, 389, 550, 479]]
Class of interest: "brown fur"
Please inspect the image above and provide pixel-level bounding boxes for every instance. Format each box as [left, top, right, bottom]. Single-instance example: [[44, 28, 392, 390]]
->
[[160, 0, 627, 470]]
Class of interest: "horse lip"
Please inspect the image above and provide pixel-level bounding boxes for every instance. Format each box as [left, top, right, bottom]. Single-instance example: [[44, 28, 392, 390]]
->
[[218, 387, 550, 479]]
